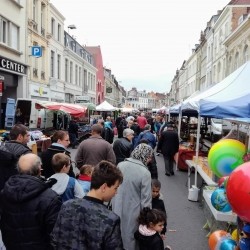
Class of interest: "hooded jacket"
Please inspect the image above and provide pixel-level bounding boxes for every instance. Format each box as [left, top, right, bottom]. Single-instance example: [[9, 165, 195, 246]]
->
[[41, 144, 75, 179], [0, 141, 31, 190], [0, 175, 62, 250]]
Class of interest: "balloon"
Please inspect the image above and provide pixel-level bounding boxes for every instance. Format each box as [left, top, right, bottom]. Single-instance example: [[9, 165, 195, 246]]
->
[[216, 237, 237, 250], [208, 230, 228, 250], [218, 176, 229, 188], [208, 139, 246, 178], [231, 229, 238, 241], [226, 162, 250, 222], [211, 188, 231, 212]]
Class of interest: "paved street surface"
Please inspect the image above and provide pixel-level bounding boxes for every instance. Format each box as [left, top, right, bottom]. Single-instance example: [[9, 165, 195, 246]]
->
[[70, 146, 210, 250], [155, 153, 209, 250]]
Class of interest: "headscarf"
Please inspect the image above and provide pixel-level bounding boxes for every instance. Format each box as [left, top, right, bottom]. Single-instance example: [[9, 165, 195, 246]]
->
[[130, 143, 153, 166]]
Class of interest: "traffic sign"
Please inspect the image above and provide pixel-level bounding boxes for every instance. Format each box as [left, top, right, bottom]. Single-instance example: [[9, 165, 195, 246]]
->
[[32, 46, 42, 57]]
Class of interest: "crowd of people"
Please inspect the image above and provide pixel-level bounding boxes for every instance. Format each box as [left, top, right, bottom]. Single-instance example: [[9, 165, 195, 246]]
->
[[0, 112, 179, 250]]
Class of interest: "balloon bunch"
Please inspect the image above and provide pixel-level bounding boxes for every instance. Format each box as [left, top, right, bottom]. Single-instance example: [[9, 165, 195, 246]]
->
[[208, 230, 237, 250], [207, 139, 250, 249]]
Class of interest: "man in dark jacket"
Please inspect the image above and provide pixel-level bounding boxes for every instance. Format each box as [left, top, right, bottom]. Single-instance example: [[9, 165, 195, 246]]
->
[[68, 119, 79, 149], [0, 124, 31, 190], [157, 124, 179, 176], [0, 153, 62, 250], [51, 160, 123, 250], [113, 128, 134, 164]]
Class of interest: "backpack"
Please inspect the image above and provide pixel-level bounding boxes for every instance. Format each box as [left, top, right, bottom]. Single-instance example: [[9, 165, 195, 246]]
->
[[60, 177, 75, 202]]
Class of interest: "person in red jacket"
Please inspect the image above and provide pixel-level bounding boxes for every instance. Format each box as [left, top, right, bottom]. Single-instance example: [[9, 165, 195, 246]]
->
[[137, 112, 148, 132]]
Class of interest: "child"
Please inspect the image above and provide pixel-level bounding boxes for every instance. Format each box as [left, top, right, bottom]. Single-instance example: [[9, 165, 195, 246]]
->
[[77, 164, 94, 195], [50, 153, 84, 202], [152, 179, 167, 237], [134, 207, 171, 250]]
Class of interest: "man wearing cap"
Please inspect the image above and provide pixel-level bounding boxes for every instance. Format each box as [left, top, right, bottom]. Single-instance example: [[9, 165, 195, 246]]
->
[[157, 124, 179, 176]]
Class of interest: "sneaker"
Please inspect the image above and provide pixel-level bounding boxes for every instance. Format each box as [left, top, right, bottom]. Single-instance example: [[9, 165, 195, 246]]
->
[[165, 246, 172, 250]]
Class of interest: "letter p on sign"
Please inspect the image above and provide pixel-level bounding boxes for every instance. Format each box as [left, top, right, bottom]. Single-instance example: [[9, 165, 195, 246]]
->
[[32, 46, 42, 57]]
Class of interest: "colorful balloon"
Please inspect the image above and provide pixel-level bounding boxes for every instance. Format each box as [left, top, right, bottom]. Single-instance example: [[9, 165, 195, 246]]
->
[[216, 237, 237, 250], [218, 176, 229, 188], [231, 229, 238, 241], [208, 230, 228, 250], [211, 188, 231, 212], [208, 139, 246, 178], [226, 162, 250, 222]]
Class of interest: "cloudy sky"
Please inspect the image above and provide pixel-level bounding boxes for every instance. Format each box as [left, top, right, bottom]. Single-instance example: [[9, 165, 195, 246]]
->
[[50, 0, 229, 93]]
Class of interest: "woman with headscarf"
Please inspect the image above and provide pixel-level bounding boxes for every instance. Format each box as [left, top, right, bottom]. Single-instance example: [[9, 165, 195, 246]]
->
[[112, 143, 153, 250]]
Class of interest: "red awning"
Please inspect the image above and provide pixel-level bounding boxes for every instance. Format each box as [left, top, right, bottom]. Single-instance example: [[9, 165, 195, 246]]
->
[[35, 101, 87, 117]]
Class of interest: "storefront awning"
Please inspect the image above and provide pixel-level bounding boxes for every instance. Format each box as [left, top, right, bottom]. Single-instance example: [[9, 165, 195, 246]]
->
[[35, 101, 87, 117]]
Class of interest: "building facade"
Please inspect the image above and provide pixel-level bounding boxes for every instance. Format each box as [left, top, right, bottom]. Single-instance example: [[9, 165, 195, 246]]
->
[[0, 0, 28, 128]]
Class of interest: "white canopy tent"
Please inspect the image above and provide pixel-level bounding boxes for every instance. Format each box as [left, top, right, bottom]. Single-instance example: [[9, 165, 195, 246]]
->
[[120, 107, 139, 113], [95, 100, 117, 112]]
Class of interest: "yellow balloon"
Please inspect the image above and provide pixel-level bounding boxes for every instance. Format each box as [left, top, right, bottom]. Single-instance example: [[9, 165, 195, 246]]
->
[[231, 229, 238, 241]]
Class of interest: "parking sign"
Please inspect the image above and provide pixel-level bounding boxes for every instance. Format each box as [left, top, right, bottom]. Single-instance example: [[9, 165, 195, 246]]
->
[[32, 46, 42, 57]]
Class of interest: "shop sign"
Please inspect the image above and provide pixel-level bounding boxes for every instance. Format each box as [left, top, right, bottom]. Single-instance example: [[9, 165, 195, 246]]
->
[[0, 57, 26, 74], [30, 85, 49, 98]]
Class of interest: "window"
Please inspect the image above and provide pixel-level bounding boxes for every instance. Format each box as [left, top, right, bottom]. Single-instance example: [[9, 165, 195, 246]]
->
[[51, 18, 55, 36], [243, 45, 248, 63], [79, 67, 82, 87], [65, 59, 68, 82], [33, 0, 37, 21], [84, 69, 87, 92], [10, 23, 19, 50], [51, 50, 55, 77], [75, 65, 78, 85], [57, 54, 61, 79], [41, 46, 45, 74], [0, 17, 8, 44], [70, 61, 73, 83], [57, 24, 61, 42]]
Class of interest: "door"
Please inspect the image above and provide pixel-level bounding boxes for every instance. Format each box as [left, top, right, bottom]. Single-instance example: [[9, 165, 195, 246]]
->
[[5, 98, 15, 128]]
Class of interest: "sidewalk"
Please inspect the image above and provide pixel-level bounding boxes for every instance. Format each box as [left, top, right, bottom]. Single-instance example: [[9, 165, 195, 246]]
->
[[155, 153, 209, 250]]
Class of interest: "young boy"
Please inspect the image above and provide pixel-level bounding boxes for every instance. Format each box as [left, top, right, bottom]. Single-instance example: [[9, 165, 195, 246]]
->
[[51, 160, 124, 250], [50, 153, 84, 202], [152, 179, 167, 238], [77, 164, 94, 195]]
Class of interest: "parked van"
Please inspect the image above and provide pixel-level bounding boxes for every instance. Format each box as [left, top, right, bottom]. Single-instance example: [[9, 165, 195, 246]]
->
[[5, 98, 47, 129], [208, 118, 232, 142]]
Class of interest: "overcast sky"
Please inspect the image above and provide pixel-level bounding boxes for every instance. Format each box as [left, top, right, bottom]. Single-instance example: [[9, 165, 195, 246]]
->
[[50, 0, 229, 93]]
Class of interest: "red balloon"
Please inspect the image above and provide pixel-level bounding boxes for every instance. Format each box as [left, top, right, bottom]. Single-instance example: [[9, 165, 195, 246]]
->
[[208, 230, 227, 250], [226, 162, 250, 222], [218, 176, 229, 187]]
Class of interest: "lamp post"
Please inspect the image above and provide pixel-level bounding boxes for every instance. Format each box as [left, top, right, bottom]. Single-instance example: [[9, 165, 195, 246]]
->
[[67, 24, 76, 34]]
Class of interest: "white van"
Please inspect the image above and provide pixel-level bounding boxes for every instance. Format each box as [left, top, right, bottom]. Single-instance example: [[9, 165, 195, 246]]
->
[[5, 98, 47, 129], [208, 118, 232, 142]]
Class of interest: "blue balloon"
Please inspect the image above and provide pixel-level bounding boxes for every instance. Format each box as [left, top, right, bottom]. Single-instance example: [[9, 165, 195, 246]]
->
[[216, 238, 237, 250], [211, 188, 232, 212]]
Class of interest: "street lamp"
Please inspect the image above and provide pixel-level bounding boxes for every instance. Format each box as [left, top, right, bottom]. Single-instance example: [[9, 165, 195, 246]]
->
[[67, 24, 76, 34]]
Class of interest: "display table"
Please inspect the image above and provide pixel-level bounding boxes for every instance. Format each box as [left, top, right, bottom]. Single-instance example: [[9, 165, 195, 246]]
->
[[186, 159, 217, 189], [203, 188, 237, 235], [177, 144, 207, 171], [203, 189, 237, 223]]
